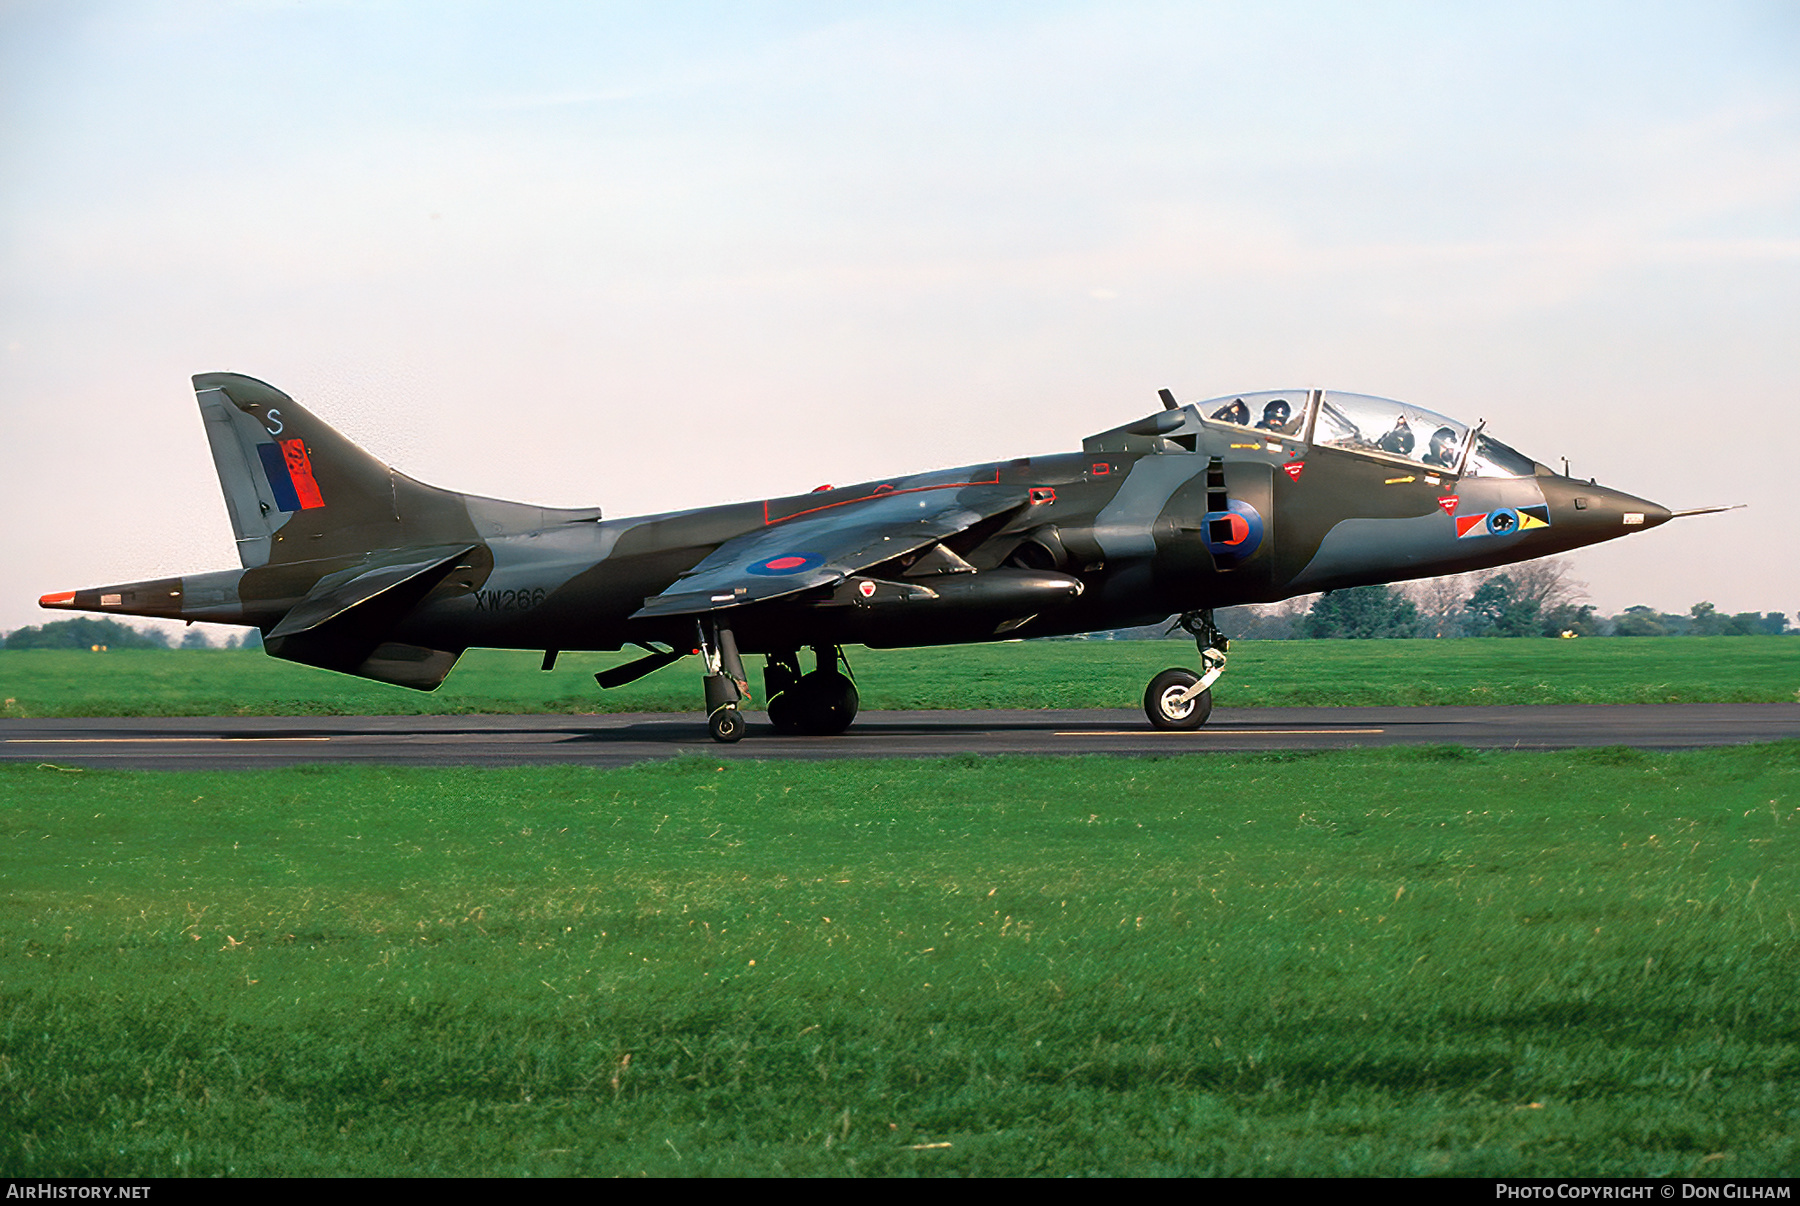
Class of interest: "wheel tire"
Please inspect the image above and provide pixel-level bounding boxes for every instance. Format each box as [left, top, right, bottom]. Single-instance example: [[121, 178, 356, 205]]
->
[[1145, 668, 1212, 731], [708, 707, 747, 743], [791, 671, 859, 736], [765, 691, 801, 734]]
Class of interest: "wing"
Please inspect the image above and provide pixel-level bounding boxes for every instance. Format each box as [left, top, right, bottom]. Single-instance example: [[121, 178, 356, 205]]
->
[[633, 483, 1026, 619]]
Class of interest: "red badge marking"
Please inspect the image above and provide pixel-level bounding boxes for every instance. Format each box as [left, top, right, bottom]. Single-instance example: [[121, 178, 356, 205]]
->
[[281, 439, 325, 509], [1282, 462, 1305, 481], [1437, 496, 1459, 516], [764, 556, 807, 571], [857, 580, 877, 598], [1455, 513, 1489, 538]]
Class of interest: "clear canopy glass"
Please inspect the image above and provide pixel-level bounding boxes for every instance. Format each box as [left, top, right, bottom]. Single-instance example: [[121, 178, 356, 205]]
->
[[1313, 391, 1471, 472], [1461, 433, 1536, 478], [1198, 391, 1306, 437], [1194, 389, 1543, 477]]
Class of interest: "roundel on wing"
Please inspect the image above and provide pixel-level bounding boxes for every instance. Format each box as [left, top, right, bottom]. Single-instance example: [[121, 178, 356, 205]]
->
[[747, 552, 825, 576], [1486, 508, 1520, 537], [1202, 499, 1264, 562]]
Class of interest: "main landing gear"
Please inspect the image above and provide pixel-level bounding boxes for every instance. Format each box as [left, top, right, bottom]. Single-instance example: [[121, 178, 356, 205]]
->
[[1144, 609, 1229, 731], [598, 623, 858, 743], [762, 645, 859, 736], [693, 623, 861, 742]]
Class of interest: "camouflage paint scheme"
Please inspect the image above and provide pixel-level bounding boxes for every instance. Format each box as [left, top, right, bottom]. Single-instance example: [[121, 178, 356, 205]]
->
[[42, 373, 1673, 738]]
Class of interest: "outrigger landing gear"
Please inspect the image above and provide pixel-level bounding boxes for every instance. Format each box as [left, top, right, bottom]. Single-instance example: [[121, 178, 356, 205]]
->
[[1144, 609, 1229, 731], [764, 645, 859, 736], [698, 618, 751, 743]]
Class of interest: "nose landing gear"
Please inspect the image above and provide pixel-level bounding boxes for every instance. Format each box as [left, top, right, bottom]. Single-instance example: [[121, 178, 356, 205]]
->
[[1144, 609, 1229, 731]]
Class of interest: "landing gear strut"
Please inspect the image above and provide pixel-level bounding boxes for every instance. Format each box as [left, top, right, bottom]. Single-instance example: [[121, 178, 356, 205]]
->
[[1144, 609, 1229, 731], [698, 618, 751, 743], [764, 645, 859, 736]]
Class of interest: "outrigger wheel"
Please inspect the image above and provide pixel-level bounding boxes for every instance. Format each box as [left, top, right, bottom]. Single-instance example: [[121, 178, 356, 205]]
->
[[1143, 609, 1229, 731]]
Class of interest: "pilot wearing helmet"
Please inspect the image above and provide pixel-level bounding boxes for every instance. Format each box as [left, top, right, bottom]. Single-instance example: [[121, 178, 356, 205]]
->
[[1378, 415, 1415, 456], [1255, 399, 1293, 433], [1423, 426, 1461, 469], [1210, 399, 1250, 426]]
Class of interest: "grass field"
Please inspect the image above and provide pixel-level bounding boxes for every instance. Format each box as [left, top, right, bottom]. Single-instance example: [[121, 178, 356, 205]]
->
[[3, 745, 1797, 1176], [3, 636, 1798, 717]]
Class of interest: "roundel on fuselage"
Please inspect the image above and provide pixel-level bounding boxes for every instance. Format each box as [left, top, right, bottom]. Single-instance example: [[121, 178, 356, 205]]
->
[[1202, 499, 1264, 564]]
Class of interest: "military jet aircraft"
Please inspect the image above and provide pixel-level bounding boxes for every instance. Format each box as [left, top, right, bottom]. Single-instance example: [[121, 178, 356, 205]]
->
[[42, 373, 1687, 742]]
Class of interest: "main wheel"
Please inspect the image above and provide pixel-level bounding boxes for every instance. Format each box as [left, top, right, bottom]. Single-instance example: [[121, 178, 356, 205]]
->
[[708, 706, 747, 743], [765, 690, 801, 734], [778, 670, 860, 736], [1144, 668, 1212, 730]]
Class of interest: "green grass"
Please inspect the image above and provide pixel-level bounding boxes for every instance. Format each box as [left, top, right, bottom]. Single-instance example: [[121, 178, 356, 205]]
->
[[2, 636, 1798, 717], [3, 746, 1797, 1176]]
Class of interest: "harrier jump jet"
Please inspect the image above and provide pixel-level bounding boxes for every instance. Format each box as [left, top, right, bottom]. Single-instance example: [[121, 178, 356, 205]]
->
[[42, 374, 1686, 741]]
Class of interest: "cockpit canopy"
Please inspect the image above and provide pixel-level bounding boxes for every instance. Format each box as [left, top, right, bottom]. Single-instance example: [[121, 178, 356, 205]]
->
[[1196, 389, 1540, 478]]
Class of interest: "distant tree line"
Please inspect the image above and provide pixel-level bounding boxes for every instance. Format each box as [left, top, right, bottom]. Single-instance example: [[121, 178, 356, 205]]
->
[[0, 618, 261, 650], [1071, 558, 1794, 640]]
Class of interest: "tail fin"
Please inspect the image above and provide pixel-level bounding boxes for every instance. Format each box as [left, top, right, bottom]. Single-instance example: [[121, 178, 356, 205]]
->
[[44, 374, 604, 693], [193, 372, 597, 567]]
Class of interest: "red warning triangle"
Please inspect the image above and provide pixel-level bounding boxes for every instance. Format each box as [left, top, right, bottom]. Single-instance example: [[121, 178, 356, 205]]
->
[[1282, 462, 1305, 481], [1437, 496, 1459, 516]]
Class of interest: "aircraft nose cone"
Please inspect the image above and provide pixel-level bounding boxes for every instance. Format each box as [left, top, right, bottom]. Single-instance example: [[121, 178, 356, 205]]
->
[[1540, 477, 1672, 538]]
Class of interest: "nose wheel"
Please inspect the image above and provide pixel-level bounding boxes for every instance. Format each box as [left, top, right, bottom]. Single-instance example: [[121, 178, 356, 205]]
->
[[1143, 609, 1228, 731], [1146, 668, 1213, 730]]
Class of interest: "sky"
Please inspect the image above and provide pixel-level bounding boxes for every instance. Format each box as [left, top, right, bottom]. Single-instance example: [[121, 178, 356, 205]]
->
[[3, 0, 1797, 638]]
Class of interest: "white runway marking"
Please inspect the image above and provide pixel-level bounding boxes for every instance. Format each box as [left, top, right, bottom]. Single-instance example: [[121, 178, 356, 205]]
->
[[1056, 728, 1386, 736]]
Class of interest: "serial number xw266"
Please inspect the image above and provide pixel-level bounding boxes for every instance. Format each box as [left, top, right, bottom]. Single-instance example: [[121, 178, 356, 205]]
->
[[470, 587, 546, 612]]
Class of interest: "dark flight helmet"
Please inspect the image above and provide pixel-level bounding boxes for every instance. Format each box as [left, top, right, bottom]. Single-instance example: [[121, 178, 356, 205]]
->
[[1378, 414, 1415, 456], [1427, 426, 1460, 465], [1210, 399, 1250, 425]]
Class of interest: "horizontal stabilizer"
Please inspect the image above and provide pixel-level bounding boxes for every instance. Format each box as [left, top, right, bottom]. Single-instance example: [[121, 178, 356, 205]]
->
[[266, 544, 477, 640], [262, 544, 475, 691]]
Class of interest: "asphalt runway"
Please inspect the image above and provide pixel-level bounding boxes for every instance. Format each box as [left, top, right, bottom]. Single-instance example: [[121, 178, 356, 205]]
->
[[1, 704, 1796, 770]]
